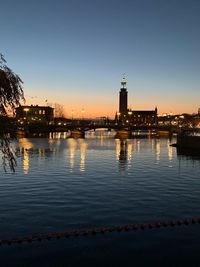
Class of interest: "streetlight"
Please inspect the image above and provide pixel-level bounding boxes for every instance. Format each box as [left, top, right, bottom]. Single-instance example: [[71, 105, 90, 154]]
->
[[24, 108, 30, 115], [23, 107, 30, 130], [128, 111, 132, 126], [23, 108, 30, 122], [71, 110, 74, 120], [117, 112, 121, 125], [81, 109, 85, 120]]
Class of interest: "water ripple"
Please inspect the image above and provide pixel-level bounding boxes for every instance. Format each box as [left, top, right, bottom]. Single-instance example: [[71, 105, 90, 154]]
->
[[0, 137, 200, 236]]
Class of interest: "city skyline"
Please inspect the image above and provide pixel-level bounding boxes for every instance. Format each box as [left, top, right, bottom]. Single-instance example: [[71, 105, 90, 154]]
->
[[1, 0, 200, 118]]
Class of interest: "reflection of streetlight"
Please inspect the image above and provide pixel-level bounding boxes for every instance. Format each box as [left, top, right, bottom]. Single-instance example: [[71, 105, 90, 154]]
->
[[19, 138, 33, 174], [79, 139, 87, 172], [67, 139, 77, 171]]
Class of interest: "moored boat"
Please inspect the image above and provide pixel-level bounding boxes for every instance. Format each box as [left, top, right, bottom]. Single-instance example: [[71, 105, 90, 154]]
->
[[115, 130, 131, 139], [173, 132, 200, 150], [69, 130, 85, 139]]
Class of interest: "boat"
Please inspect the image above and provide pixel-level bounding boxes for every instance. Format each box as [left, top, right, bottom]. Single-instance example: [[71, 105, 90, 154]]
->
[[172, 132, 200, 150], [157, 130, 170, 137], [115, 130, 131, 139], [69, 130, 85, 139]]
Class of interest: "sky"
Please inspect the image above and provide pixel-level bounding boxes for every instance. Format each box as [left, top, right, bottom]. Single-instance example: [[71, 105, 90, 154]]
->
[[0, 0, 200, 118]]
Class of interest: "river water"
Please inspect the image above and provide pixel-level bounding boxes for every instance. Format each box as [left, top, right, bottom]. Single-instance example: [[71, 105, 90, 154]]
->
[[0, 132, 200, 266]]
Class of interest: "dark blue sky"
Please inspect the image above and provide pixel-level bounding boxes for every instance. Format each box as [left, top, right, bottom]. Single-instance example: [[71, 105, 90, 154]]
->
[[1, 0, 200, 117]]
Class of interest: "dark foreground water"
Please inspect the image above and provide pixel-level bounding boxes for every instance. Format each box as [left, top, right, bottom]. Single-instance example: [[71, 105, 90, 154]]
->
[[0, 133, 200, 266]]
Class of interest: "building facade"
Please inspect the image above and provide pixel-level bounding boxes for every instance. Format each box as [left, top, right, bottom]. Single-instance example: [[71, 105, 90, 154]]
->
[[128, 109, 157, 126], [16, 105, 54, 125]]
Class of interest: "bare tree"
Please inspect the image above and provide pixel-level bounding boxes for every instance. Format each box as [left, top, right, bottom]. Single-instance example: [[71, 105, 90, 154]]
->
[[54, 103, 64, 118], [0, 54, 24, 171]]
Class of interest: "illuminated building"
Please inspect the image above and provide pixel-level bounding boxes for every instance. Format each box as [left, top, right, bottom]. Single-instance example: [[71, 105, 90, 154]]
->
[[116, 78, 157, 126], [16, 105, 54, 125], [128, 108, 157, 126]]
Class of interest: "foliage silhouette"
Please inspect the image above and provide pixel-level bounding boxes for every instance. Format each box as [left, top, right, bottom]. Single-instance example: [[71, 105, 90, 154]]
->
[[0, 54, 24, 171]]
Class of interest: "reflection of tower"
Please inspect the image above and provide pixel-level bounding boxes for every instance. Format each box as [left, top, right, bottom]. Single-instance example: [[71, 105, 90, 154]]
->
[[118, 140, 128, 175], [119, 77, 128, 116]]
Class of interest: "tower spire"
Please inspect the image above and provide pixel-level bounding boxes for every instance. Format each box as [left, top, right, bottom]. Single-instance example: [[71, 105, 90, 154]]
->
[[119, 74, 128, 116], [121, 73, 127, 89]]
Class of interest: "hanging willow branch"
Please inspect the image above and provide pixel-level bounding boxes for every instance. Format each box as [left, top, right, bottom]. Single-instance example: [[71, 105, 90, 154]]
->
[[0, 53, 24, 171], [0, 133, 17, 172]]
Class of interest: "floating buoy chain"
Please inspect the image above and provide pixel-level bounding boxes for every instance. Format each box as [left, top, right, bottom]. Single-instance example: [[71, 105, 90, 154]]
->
[[0, 217, 199, 246]]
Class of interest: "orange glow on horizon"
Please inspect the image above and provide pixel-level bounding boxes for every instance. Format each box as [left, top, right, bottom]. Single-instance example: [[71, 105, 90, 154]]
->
[[25, 91, 198, 119]]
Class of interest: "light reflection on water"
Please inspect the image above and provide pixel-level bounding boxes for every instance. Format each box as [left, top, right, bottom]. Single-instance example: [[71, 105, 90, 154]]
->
[[79, 139, 87, 172], [0, 133, 200, 240], [18, 137, 166, 175], [68, 138, 77, 171], [19, 139, 33, 175], [14, 134, 198, 177]]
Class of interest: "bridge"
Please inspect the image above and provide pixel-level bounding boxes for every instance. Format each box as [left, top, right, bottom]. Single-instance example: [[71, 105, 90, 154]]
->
[[51, 120, 200, 133], [15, 119, 200, 138]]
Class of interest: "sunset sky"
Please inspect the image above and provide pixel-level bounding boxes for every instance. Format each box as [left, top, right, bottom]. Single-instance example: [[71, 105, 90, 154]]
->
[[1, 0, 200, 118]]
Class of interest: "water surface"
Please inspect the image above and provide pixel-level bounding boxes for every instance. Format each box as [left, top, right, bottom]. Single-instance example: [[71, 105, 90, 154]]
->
[[0, 134, 200, 266]]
